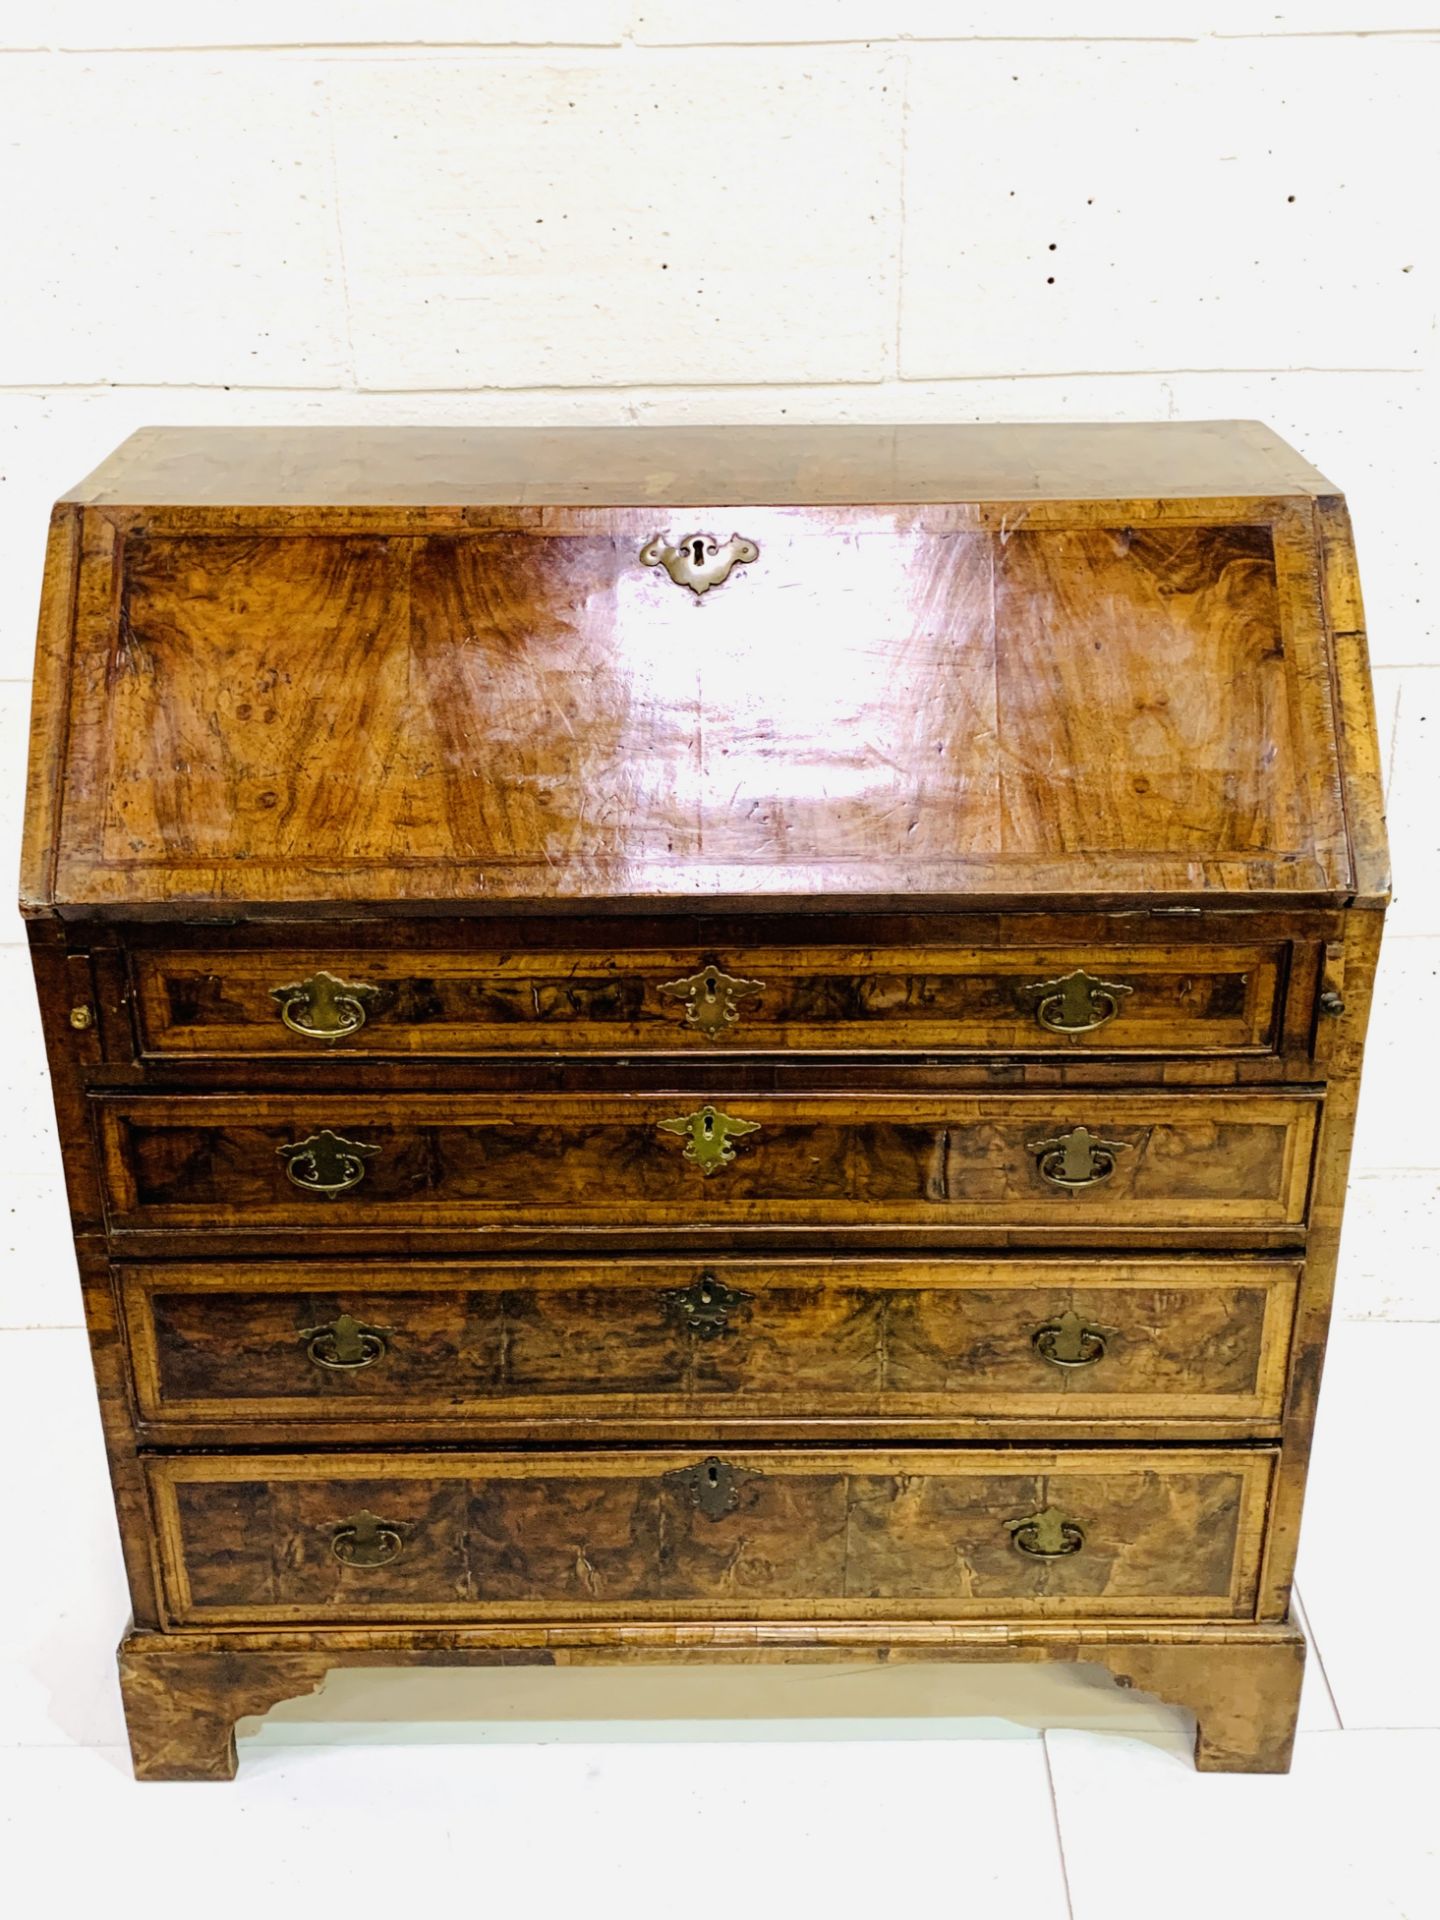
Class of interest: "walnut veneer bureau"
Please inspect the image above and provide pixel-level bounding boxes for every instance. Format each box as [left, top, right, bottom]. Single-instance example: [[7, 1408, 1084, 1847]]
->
[[21, 422, 1387, 1779]]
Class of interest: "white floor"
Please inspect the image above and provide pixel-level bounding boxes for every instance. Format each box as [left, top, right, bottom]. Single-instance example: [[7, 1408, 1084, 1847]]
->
[[1, 1317, 1436, 1920]]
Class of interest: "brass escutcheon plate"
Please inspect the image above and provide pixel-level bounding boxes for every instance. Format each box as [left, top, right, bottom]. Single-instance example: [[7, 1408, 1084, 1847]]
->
[[302, 1311, 391, 1370], [1027, 1125, 1128, 1189], [330, 1509, 404, 1568], [657, 1104, 760, 1175], [271, 970, 380, 1040], [1007, 1505, 1086, 1558], [656, 963, 765, 1040], [1032, 1307, 1112, 1368], [664, 1456, 754, 1520], [278, 1128, 379, 1197], [660, 1270, 753, 1339], [1021, 967, 1134, 1035], [639, 531, 759, 595]]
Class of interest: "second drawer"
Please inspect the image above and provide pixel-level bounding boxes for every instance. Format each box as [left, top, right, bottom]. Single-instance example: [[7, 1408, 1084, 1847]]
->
[[94, 1090, 1321, 1241], [120, 1256, 1300, 1433]]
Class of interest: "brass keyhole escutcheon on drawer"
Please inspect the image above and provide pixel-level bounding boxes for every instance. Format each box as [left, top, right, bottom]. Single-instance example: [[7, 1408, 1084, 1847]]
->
[[271, 970, 380, 1040], [1021, 967, 1134, 1034], [302, 1312, 390, 1371], [330, 1510, 404, 1568], [1028, 1125, 1128, 1189], [278, 1129, 379, 1197], [639, 531, 758, 594], [658, 1104, 760, 1175], [1032, 1309, 1111, 1369], [661, 1270, 753, 1339], [665, 1456, 754, 1520], [1008, 1506, 1086, 1559], [657, 963, 765, 1040]]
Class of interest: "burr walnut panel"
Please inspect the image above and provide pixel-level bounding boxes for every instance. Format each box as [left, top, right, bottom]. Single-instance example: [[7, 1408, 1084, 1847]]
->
[[128, 940, 1287, 1058], [147, 1448, 1274, 1625], [119, 1257, 1300, 1432], [37, 502, 1350, 911], [94, 1090, 1320, 1240]]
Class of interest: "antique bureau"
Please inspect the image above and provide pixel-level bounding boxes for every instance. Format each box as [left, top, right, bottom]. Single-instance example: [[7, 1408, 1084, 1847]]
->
[[20, 421, 1387, 1779]]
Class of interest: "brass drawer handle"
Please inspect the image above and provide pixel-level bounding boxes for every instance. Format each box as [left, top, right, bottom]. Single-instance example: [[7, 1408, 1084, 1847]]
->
[[1028, 1125, 1128, 1189], [271, 970, 379, 1040], [1032, 1308, 1111, 1369], [658, 1104, 760, 1175], [657, 963, 765, 1041], [661, 1270, 753, 1339], [639, 531, 758, 595], [1008, 1506, 1085, 1559], [1022, 967, 1133, 1034], [302, 1312, 390, 1370], [665, 1456, 756, 1520], [330, 1510, 404, 1568], [278, 1128, 379, 1197]]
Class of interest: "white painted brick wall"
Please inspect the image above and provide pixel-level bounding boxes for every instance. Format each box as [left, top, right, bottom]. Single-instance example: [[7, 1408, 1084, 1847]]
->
[[0, 2, 1435, 1325]]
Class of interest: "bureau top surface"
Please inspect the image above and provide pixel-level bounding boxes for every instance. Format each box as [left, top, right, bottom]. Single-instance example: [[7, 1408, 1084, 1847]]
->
[[24, 423, 1386, 918], [64, 421, 1337, 508]]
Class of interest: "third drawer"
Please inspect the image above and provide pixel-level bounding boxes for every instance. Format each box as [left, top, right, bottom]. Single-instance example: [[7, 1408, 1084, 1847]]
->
[[120, 1255, 1301, 1435]]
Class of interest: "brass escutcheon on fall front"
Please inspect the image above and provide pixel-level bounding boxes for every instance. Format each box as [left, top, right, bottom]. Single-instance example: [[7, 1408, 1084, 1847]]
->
[[1032, 1307, 1112, 1369], [639, 531, 759, 594], [302, 1311, 391, 1370], [1007, 1505, 1086, 1559], [270, 969, 380, 1040], [278, 1128, 379, 1197], [661, 1270, 753, 1339], [657, 962, 765, 1040], [330, 1510, 404, 1568], [1021, 966, 1134, 1034], [1027, 1125, 1129, 1189], [658, 1104, 760, 1175]]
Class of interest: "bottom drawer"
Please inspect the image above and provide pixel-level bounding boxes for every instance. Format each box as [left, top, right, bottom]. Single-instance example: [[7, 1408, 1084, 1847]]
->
[[148, 1448, 1273, 1625]]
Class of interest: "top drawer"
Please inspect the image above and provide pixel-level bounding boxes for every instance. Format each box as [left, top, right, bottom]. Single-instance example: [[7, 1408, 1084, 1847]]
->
[[129, 941, 1286, 1059]]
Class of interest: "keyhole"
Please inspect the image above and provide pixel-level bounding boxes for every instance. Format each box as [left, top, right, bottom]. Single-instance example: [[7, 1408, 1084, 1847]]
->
[[702, 1113, 714, 1138], [690, 539, 707, 567], [706, 1464, 719, 1486], [699, 1276, 715, 1302]]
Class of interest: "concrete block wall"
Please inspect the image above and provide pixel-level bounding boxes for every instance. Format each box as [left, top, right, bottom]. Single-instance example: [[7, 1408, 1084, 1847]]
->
[[0, 3, 1434, 1322]]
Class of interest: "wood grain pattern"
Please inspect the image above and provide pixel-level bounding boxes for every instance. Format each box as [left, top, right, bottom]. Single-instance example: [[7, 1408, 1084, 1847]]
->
[[146, 1448, 1274, 1625], [119, 1256, 1299, 1432], [128, 939, 1285, 1058], [31, 502, 1355, 911], [116, 1620, 1306, 1779], [64, 422, 1339, 508], [94, 1089, 1321, 1239]]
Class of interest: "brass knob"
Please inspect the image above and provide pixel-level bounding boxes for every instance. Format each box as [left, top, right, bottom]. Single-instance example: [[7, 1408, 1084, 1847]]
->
[[1008, 1506, 1085, 1559], [1027, 1125, 1128, 1189], [277, 1129, 379, 1197], [330, 1510, 404, 1568], [1032, 1308, 1110, 1369], [1021, 967, 1133, 1034], [1319, 990, 1346, 1018], [302, 1312, 389, 1371], [271, 970, 379, 1040]]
